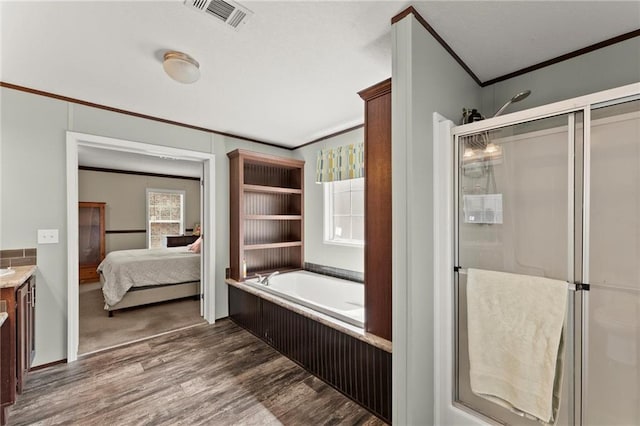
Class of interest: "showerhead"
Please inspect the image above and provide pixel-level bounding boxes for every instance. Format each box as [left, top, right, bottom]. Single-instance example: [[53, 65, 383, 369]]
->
[[493, 89, 531, 117], [511, 90, 531, 102]]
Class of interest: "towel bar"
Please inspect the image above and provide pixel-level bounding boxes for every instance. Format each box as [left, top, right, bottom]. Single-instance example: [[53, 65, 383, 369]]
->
[[453, 267, 590, 291]]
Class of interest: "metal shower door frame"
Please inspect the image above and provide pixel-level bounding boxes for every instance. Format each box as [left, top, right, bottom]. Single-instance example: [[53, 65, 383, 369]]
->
[[450, 83, 640, 426]]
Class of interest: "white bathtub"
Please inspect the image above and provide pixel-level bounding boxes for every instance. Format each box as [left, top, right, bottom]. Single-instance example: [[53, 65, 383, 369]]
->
[[244, 270, 364, 328]]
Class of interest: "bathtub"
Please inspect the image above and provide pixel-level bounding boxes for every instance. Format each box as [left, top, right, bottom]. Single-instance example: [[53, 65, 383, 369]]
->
[[244, 270, 364, 328]]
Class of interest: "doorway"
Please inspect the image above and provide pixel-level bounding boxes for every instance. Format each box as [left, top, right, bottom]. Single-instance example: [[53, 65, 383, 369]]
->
[[66, 131, 216, 362]]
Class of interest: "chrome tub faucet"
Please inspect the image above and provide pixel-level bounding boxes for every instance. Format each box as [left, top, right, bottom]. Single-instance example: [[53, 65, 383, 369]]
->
[[256, 271, 279, 286]]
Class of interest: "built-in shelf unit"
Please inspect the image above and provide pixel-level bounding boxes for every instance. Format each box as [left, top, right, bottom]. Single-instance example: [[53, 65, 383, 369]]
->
[[228, 149, 305, 281]]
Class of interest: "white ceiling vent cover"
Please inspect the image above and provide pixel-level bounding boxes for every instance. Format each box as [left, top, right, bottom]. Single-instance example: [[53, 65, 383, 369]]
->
[[185, 0, 253, 30]]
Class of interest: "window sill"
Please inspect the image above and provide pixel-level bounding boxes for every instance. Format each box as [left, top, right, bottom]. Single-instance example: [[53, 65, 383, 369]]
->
[[323, 240, 364, 248]]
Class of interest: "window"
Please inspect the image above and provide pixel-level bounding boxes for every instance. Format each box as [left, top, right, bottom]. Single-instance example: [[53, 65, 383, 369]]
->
[[324, 177, 364, 246], [146, 189, 186, 248]]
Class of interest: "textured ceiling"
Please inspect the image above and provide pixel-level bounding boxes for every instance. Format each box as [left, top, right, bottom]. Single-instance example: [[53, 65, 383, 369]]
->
[[1, 1, 638, 150]]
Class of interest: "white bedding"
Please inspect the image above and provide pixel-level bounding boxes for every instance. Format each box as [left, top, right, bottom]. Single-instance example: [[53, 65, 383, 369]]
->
[[98, 247, 201, 307]]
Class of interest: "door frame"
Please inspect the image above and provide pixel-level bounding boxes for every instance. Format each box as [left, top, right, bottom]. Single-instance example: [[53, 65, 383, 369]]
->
[[66, 131, 216, 362]]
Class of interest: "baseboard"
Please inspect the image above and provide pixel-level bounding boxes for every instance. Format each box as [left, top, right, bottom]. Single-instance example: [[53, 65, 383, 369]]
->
[[29, 359, 67, 372]]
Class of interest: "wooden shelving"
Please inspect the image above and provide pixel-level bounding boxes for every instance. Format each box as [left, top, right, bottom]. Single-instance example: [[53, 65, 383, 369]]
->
[[244, 215, 301, 220], [228, 149, 305, 281], [243, 184, 302, 195], [244, 241, 303, 250]]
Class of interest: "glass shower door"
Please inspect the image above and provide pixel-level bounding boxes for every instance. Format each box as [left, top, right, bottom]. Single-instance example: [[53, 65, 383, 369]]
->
[[455, 113, 579, 425], [585, 99, 640, 425]]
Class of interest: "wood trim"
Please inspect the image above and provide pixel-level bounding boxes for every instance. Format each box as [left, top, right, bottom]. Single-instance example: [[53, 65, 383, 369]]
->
[[0, 81, 288, 150], [105, 229, 146, 234], [391, 7, 482, 86], [227, 149, 305, 168], [391, 7, 640, 88], [361, 81, 393, 341], [29, 358, 67, 372], [295, 124, 365, 150], [481, 28, 640, 86], [358, 78, 392, 101], [79, 165, 201, 181], [3, 81, 377, 153]]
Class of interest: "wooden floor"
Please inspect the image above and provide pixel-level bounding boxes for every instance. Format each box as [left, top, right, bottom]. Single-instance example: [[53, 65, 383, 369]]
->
[[8, 319, 386, 425]]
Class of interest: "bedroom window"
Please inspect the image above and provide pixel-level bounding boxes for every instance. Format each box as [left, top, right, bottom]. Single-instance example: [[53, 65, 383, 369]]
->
[[323, 177, 364, 246], [146, 188, 186, 248]]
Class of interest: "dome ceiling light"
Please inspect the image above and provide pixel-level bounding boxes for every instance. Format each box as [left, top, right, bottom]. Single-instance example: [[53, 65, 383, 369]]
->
[[162, 51, 200, 84]]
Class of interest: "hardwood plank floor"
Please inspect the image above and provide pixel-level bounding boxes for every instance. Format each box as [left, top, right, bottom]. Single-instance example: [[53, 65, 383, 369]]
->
[[8, 319, 387, 425]]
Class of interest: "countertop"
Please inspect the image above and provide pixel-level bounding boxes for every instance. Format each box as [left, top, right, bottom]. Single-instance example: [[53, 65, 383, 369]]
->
[[0, 265, 37, 289]]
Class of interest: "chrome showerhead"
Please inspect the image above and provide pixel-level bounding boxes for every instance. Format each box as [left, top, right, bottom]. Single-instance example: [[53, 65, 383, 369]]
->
[[493, 89, 531, 117]]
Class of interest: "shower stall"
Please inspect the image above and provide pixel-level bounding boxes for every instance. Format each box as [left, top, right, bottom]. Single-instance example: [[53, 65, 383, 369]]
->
[[447, 83, 639, 425]]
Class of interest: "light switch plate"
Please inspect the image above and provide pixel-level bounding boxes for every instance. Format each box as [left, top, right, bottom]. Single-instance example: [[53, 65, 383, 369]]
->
[[37, 229, 59, 244]]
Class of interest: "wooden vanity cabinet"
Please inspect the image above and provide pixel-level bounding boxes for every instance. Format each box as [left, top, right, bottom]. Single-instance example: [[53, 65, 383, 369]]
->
[[0, 273, 36, 411]]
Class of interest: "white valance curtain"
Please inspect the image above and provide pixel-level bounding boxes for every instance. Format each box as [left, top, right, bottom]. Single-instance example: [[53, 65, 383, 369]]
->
[[315, 142, 365, 183]]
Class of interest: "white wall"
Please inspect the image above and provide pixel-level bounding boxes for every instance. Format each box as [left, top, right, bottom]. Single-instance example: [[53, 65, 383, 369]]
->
[[294, 127, 364, 273], [391, 14, 482, 425], [0, 87, 295, 366]]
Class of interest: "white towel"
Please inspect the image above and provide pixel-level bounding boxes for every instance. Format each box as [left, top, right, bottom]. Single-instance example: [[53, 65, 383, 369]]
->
[[467, 268, 567, 424]]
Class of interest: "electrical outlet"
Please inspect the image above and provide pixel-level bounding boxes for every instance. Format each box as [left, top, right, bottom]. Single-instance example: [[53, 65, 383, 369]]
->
[[37, 229, 59, 244]]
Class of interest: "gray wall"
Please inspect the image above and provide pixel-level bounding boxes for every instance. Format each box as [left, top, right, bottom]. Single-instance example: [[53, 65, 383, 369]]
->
[[392, 15, 639, 426], [391, 15, 482, 425], [294, 127, 365, 273], [1, 90, 69, 366], [79, 170, 201, 253], [481, 37, 640, 116], [0, 87, 295, 366]]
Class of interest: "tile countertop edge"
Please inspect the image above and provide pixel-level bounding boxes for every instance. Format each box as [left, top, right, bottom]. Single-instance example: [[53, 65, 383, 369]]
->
[[0, 265, 37, 289], [225, 278, 392, 353]]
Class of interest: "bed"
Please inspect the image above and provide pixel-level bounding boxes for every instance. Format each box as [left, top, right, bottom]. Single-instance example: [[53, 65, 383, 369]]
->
[[97, 246, 201, 316]]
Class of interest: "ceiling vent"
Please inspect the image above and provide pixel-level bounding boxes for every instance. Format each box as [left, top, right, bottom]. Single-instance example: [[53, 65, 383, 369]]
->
[[185, 0, 253, 30]]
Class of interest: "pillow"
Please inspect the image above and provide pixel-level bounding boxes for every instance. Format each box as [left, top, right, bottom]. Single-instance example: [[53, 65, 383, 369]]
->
[[188, 236, 202, 253]]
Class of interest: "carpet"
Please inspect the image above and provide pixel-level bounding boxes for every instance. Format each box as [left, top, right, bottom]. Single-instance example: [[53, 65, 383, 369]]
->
[[79, 285, 206, 355]]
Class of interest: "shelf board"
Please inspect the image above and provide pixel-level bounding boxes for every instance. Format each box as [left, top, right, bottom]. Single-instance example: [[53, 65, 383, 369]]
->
[[243, 184, 302, 195], [243, 266, 303, 280], [245, 215, 302, 220], [244, 241, 302, 250]]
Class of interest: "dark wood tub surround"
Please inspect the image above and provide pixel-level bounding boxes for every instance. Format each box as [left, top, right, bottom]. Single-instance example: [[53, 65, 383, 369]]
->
[[227, 281, 392, 423], [359, 79, 393, 341]]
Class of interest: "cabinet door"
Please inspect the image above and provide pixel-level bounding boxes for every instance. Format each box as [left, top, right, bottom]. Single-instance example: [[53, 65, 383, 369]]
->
[[28, 277, 35, 366], [15, 283, 29, 394]]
